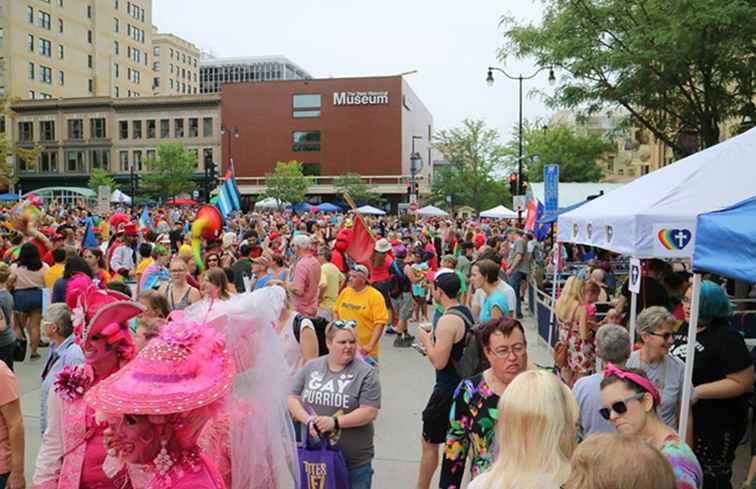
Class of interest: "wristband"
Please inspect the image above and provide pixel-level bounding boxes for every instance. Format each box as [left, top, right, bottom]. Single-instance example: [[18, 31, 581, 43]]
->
[[333, 416, 340, 430]]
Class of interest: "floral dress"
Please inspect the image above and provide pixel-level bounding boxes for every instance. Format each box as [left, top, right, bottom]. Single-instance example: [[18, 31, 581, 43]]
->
[[567, 304, 596, 377], [439, 373, 499, 489]]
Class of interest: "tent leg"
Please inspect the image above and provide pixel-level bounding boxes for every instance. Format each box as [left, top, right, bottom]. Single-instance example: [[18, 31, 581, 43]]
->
[[628, 291, 638, 346], [547, 243, 560, 348], [678, 273, 701, 439]]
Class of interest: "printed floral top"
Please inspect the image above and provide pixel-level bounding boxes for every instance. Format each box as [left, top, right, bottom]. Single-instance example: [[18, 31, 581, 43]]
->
[[439, 373, 499, 489], [661, 433, 703, 489]]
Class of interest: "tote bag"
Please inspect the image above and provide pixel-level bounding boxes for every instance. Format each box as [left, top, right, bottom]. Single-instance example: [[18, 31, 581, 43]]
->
[[298, 427, 351, 489]]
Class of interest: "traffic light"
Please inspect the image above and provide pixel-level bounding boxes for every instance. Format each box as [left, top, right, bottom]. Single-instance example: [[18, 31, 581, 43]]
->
[[520, 174, 529, 194], [407, 183, 412, 197], [509, 174, 518, 195]]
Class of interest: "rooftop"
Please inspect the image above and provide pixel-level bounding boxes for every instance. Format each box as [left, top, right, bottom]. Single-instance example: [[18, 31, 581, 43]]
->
[[200, 55, 311, 76]]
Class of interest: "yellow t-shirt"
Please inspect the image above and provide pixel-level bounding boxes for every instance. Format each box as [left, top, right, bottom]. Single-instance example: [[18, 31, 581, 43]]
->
[[319, 262, 344, 311], [44, 263, 65, 290], [335, 285, 389, 360], [135, 257, 154, 277]]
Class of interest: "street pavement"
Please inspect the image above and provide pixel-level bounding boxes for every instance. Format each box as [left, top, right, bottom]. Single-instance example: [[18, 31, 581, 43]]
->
[[13, 310, 750, 488]]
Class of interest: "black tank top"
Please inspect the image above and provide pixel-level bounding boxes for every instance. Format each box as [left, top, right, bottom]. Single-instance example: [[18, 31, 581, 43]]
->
[[435, 305, 473, 390]]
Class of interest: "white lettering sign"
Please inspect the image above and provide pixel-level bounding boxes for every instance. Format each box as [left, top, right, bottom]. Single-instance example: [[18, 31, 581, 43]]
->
[[333, 91, 390, 106]]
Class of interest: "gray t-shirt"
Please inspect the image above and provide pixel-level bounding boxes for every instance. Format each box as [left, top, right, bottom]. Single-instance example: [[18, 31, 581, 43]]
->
[[572, 372, 614, 436], [0, 289, 16, 348], [512, 239, 529, 273], [626, 351, 691, 429], [292, 356, 382, 468]]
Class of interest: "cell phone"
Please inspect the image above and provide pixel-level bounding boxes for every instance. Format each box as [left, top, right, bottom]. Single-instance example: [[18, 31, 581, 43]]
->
[[412, 343, 427, 356]]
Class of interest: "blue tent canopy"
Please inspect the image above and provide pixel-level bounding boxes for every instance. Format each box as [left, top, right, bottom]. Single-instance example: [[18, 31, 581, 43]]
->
[[693, 195, 756, 283], [317, 202, 341, 212], [292, 202, 314, 214], [0, 193, 20, 201]]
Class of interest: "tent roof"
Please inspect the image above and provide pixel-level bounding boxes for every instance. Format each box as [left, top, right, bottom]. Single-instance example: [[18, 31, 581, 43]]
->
[[557, 127, 756, 258], [255, 197, 289, 208], [357, 205, 386, 215], [693, 195, 756, 283], [530, 182, 625, 208], [417, 205, 448, 217], [480, 205, 517, 219]]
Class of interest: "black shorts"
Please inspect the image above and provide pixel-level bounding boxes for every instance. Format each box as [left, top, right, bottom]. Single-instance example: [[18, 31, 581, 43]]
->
[[422, 387, 454, 444], [372, 279, 393, 309]]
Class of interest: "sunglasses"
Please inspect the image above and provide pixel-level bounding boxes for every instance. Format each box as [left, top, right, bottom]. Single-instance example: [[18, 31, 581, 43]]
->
[[599, 393, 646, 420], [647, 331, 674, 341], [327, 320, 356, 333]]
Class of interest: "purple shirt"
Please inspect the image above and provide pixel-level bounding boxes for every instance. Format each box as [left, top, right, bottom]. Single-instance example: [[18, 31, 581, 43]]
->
[[290, 255, 321, 316]]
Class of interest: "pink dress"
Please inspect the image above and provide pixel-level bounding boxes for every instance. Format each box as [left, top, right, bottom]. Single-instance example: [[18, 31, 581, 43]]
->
[[144, 449, 225, 489]]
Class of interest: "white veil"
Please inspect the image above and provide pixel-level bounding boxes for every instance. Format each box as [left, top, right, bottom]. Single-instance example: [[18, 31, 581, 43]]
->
[[184, 286, 299, 489]]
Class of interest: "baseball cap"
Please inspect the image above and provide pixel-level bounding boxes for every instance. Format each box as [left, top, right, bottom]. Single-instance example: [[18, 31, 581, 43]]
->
[[433, 268, 461, 299]]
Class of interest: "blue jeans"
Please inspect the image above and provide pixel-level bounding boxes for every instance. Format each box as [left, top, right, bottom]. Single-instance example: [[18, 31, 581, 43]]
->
[[0, 473, 8, 489], [349, 462, 373, 489], [509, 271, 527, 317]]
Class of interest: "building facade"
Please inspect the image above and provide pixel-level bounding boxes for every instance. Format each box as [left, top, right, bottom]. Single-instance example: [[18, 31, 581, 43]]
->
[[151, 29, 200, 96], [200, 55, 310, 94], [12, 94, 221, 194], [0, 0, 154, 100], [220, 76, 433, 204]]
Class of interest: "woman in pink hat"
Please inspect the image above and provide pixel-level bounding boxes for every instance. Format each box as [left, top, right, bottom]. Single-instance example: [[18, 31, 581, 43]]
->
[[85, 317, 235, 489], [31, 273, 145, 489]]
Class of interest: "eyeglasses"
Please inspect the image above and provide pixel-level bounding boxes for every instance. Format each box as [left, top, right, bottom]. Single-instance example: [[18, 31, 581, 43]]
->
[[489, 343, 526, 359], [598, 393, 646, 420], [647, 331, 674, 341]]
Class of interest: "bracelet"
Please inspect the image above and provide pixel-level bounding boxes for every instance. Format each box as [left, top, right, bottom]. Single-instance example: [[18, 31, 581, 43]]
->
[[333, 416, 340, 430]]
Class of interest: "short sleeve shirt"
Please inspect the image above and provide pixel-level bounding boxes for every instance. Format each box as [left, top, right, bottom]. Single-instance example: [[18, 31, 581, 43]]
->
[[626, 351, 692, 429], [479, 290, 509, 322], [291, 357, 381, 468], [512, 239, 529, 273], [335, 286, 389, 359], [0, 361, 20, 474]]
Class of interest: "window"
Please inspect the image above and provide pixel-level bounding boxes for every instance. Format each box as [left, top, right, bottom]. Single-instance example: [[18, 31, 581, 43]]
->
[[146, 149, 155, 162], [169, 63, 174, 74], [146, 119, 155, 138], [40, 65, 52, 84], [28, 91, 36, 100], [40, 38, 51, 57], [153, 77, 159, 89], [119, 151, 129, 172], [293, 94, 321, 118], [67, 119, 83, 139], [90, 149, 110, 171], [58, 19, 63, 33], [39, 93, 53, 100], [114, 63, 119, 78], [28, 34, 34, 52], [153, 46, 160, 57], [87, 30, 92, 44], [114, 86, 119, 97], [65, 151, 84, 172], [90, 118, 106, 139], [40, 120, 55, 141], [88, 79, 93, 93], [203, 148, 213, 170], [114, 17, 119, 33], [169, 79, 173, 89], [132, 120, 142, 139], [153, 61, 160, 72], [169, 48, 174, 59], [174, 119, 184, 138], [58, 44, 64, 59], [39, 10, 51, 29], [188, 118, 198, 138], [27, 6, 34, 23], [114, 0, 119, 8], [119, 120, 128, 139], [302, 163, 321, 177], [28, 62, 34, 80], [133, 150, 142, 171], [160, 119, 169, 138], [114, 41, 119, 55], [88, 55, 93, 69], [40, 151, 58, 173], [18, 122, 33, 143], [87, 5, 92, 19], [202, 117, 213, 137], [17, 156, 33, 173], [59, 70, 64, 85], [292, 131, 321, 152]]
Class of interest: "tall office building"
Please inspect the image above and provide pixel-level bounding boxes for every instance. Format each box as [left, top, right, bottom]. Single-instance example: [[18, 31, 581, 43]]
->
[[0, 0, 154, 100], [151, 29, 200, 96], [199, 55, 310, 94]]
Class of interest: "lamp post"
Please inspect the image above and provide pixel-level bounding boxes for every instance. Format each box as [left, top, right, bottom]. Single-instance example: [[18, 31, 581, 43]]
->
[[220, 125, 239, 176], [486, 65, 556, 221], [410, 136, 423, 206]]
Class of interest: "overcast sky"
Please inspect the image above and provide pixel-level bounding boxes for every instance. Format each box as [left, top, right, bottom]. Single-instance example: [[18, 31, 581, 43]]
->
[[153, 0, 555, 145]]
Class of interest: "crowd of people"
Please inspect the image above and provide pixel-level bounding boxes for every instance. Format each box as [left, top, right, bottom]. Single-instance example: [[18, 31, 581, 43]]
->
[[0, 199, 751, 489]]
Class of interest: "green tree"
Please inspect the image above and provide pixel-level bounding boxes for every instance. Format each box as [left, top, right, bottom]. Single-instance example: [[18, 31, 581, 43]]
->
[[264, 160, 311, 206], [141, 143, 197, 201], [333, 172, 381, 205], [504, 121, 614, 182], [431, 119, 511, 212], [87, 168, 117, 194], [500, 0, 756, 156]]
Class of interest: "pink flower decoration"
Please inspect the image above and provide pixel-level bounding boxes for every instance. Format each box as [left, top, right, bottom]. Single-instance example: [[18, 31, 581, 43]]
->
[[160, 319, 202, 347], [54, 364, 95, 401]]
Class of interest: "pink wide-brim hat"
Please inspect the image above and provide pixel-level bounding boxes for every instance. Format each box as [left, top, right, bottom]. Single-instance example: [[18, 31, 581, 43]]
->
[[85, 317, 235, 416]]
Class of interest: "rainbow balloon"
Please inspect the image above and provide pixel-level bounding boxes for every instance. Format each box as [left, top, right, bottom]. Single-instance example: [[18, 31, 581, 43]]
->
[[191, 205, 223, 271]]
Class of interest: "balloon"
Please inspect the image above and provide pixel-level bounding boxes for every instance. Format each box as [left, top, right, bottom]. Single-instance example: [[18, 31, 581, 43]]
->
[[191, 205, 223, 271]]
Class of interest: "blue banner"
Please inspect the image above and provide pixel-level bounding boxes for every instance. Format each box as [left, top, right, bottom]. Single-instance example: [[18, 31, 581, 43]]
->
[[544, 164, 559, 218]]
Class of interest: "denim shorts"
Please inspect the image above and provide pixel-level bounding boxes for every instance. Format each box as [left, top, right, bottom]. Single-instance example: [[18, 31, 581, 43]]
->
[[349, 462, 374, 489], [13, 287, 42, 313]]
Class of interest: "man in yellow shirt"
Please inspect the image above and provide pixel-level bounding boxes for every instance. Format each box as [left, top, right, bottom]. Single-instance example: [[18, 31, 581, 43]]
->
[[335, 264, 388, 362], [44, 248, 66, 290], [317, 247, 345, 321]]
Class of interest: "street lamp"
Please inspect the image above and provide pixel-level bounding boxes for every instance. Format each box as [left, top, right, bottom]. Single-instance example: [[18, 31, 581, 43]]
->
[[486, 65, 555, 220], [220, 125, 239, 175], [410, 136, 423, 206]]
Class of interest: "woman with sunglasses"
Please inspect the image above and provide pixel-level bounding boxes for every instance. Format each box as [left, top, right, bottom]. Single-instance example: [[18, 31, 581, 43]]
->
[[627, 307, 692, 436], [600, 365, 702, 489], [288, 320, 382, 489], [204, 252, 222, 270]]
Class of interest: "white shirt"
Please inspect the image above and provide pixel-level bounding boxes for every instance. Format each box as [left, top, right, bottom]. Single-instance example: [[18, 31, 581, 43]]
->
[[110, 245, 135, 272], [472, 280, 516, 320]]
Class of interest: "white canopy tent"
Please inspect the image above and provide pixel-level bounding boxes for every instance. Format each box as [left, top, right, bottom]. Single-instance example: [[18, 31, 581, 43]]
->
[[110, 189, 131, 204], [480, 205, 517, 219], [556, 127, 756, 440], [417, 205, 448, 217], [356, 205, 386, 216], [254, 197, 289, 209]]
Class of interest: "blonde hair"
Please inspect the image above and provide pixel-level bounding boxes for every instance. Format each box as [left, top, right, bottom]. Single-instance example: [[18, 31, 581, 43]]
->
[[479, 370, 577, 489], [555, 276, 584, 323], [565, 434, 676, 489]]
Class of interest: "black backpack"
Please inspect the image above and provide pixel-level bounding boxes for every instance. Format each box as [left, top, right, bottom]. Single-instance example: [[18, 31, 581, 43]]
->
[[445, 306, 490, 378], [388, 258, 410, 298], [292, 315, 330, 356]]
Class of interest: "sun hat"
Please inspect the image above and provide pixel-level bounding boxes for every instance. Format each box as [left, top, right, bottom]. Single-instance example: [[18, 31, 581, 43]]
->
[[85, 315, 235, 416], [374, 238, 392, 253]]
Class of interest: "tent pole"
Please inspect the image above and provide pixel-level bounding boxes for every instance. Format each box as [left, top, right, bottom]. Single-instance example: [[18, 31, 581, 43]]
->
[[628, 291, 638, 346], [548, 242, 560, 348], [678, 273, 701, 439]]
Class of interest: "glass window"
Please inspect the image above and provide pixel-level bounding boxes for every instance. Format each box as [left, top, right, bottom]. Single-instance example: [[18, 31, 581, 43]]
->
[[27, 6, 34, 23], [90, 150, 110, 171], [59, 70, 64, 85], [119, 120, 128, 139], [133, 150, 143, 171], [67, 119, 83, 139], [293, 94, 321, 108], [65, 150, 84, 172], [39, 11, 51, 30], [292, 131, 321, 152], [202, 117, 213, 137], [87, 5, 92, 19], [114, 17, 119, 33], [160, 119, 169, 138], [132, 120, 142, 139], [87, 30, 92, 44], [114, 41, 119, 55], [27, 34, 34, 52], [40, 38, 51, 57], [146, 149, 155, 162], [40, 121, 55, 141], [302, 163, 321, 176], [40, 65, 52, 84], [188, 118, 198, 138], [40, 151, 58, 173], [18, 122, 33, 142], [146, 120, 155, 139], [88, 55, 93, 69], [90, 118, 106, 139], [28, 62, 34, 80], [203, 148, 213, 169], [174, 119, 184, 138], [58, 44, 64, 59], [88, 79, 93, 93], [153, 46, 160, 57], [119, 151, 129, 172], [58, 18, 63, 33]]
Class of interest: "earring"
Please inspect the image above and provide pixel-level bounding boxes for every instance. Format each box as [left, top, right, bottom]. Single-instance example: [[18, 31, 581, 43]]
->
[[153, 440, 174, 476]]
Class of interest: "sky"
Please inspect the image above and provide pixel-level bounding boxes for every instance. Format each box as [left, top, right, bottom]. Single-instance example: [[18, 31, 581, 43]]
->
[[152, 0, 556, 146]]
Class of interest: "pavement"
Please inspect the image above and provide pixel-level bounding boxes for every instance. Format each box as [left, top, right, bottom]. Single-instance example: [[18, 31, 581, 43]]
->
[[12, 307, 751, 488]]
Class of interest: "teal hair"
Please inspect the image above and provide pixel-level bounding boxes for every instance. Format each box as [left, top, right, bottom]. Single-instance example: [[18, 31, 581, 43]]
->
[[698, 280, 731, 323]]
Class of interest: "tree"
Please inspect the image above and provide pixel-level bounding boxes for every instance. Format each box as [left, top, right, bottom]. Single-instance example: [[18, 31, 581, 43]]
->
[[333, 172, 381, 205], [504, 121, 614, 182], [0, 97, 42, 189], [264, 160, 311, 206], [500, 0, 756, 156], [88, 168, 117, 194], [431, 119, 512, 212], [141, 143, 197, 201]]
